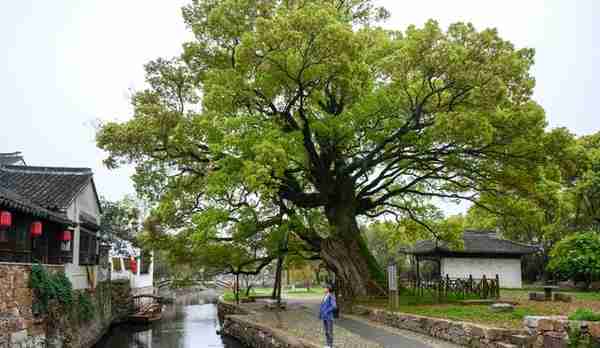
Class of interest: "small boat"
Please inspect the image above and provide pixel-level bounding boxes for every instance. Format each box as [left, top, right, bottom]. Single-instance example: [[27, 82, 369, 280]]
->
[[127, 301, 163, 324], [127, 312, 162, 325]]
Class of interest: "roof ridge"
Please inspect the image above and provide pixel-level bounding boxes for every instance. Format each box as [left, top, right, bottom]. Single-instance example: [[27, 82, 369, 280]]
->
[[1, 165, 92, 175]]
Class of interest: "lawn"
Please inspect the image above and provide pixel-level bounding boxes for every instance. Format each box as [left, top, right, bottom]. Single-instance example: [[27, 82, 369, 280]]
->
[[223, 286, 322, 302], [357, 289, 600, 329]]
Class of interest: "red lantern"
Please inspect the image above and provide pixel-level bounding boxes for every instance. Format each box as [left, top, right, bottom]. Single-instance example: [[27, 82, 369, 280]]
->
[[130, 257, 138, 275], [60, 230, 72, 241], [0, 211, 11, 230], [30, 221, 43, 238]]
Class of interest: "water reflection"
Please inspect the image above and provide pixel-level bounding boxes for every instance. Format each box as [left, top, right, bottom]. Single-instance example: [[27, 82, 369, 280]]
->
[[94, 291, 243, 348]]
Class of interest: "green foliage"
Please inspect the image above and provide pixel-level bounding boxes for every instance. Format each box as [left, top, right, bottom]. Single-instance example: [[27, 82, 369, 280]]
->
[[567, 326, 599, 348], [547, 231, 600, 286], [30, 264, 73, 315], [465, 130, 600, 253], [569, 308, 600, 322], [100, 195, 142, 242], [97, 0, 555, 295], [77, 292, 96, 322]]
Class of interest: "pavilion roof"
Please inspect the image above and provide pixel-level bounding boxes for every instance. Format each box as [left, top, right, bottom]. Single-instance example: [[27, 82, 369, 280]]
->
[[408, 231, 539, 257]]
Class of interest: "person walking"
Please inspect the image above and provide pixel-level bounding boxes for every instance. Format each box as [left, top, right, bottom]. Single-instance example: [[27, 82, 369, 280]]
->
[[319, 284, 337, 348]]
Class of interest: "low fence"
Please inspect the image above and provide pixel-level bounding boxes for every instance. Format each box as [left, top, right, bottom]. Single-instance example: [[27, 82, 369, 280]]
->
[[402, 274, 500, 300]]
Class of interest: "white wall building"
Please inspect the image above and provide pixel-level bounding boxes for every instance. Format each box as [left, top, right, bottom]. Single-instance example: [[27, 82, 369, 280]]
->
[[109, 238, 154, 295], [409, 231, 538, 289]]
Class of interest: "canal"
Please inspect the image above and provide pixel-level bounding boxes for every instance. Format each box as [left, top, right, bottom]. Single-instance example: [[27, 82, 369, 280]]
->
[[94, 290, 244, 348]]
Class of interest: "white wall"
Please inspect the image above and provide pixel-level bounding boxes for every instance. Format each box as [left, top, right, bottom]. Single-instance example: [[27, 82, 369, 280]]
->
[[440, 257, 523, 288], [109, 253, 154, 294], [64, 180, 103, 290]]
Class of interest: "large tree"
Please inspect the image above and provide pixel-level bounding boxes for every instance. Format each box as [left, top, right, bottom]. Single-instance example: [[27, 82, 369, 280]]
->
[[98, 0, 549, 297]]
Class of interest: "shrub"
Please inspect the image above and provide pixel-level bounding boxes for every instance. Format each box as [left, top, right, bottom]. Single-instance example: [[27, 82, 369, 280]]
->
[[30, 263, 73, 315], [547, 231, 600, 288], [77, 292, 96, 322]]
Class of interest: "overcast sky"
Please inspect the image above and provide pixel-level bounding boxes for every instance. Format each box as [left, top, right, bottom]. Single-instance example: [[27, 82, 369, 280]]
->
[[1, 1, 598, 214]]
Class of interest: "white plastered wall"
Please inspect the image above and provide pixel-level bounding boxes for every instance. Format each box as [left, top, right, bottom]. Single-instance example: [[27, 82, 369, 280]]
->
[[440, 257, 523, 288], [64, 181, 102, 290]]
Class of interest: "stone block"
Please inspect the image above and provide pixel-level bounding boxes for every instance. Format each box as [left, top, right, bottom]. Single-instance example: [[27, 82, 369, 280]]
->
[[10, 330, 27, 344], [589, 322, 600, 339], [543, 332, 567, 348], [495, 343, 517, 348], [465, 324, 486, 338], [528, 292, 546, 301], [490, 303, 514, 312], [510, 334, 534, 346], [552, 293, 572, 303], [537, 319, 555, 331]]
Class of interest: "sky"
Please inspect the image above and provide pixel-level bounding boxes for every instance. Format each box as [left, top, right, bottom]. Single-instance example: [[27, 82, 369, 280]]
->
[[0, 1, 598, 214]]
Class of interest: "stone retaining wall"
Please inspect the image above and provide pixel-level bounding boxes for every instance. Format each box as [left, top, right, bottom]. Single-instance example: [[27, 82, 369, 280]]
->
[[0, 262, 64, 348], [217, 299, 250, 323], [354, 305, 529, 347], [222, 315, 318, 348], [218, 300, 318, 348], [524, 316, 600, 347], [0, 262, 134, 348]]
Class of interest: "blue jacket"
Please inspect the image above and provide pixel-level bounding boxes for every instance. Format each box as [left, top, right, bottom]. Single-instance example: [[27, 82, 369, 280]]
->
[[319, 293, 337, 321]]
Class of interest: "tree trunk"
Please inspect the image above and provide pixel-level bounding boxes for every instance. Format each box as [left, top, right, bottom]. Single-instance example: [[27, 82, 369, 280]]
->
[[272, 256, 284, 300], [321, 205, 385, 299]]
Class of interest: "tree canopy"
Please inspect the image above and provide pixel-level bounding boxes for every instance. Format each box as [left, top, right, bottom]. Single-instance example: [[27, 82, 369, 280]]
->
[[97, 0, 554, 297], [547, 231, 600, 288]]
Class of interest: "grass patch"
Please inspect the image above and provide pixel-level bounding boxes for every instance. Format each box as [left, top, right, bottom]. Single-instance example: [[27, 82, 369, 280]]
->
[[222, 287, 322, 302], [569, 308, 600, 322], [358, 297, 545, 329]]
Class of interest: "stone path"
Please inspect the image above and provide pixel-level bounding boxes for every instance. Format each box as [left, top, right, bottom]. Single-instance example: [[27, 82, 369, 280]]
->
[[252, 307, 382, 348], [294, 299, 461, 348]]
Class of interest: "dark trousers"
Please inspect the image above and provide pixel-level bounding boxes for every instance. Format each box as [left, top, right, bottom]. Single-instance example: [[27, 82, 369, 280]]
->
[[323, 319, 334, 346]]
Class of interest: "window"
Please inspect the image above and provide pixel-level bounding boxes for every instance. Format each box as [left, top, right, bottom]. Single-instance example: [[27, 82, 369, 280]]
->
[[79, 228, 98, 265], [140, 251, 151, 275], [112, 257, 123, 272], [123, 257, 132, 271]]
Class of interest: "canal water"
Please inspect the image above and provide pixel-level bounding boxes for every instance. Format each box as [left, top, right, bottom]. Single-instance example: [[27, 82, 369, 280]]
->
[[94, 290, 244, 348]]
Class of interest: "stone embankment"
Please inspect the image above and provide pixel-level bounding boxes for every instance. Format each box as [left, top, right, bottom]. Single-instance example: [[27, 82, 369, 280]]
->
[[218, 300, 318, 348], [524, 316, 600, 347], [0, 263, 133, 348], [355, 305, 600, 348]]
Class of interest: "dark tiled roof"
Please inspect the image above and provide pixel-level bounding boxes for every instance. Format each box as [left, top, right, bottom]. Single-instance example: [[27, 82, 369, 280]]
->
[[409, 231, 538, 256], [0, 186, 73, 224], [0, 165, 93, 210], [0, 152, 25, 166]]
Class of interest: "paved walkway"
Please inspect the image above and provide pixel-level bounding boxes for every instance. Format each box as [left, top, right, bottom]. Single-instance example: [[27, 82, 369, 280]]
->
[[295, 298, 461, 348]]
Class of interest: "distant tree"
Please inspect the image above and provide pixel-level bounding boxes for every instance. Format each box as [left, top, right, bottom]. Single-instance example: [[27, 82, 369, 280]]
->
[[464, 130, 600, 274], [100, 196, 143, 242], [547, 231, 600, 289], [98, 0, 551, 297]]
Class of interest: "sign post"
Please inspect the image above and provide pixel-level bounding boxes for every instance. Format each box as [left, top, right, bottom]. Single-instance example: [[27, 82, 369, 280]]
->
[[387, 263, 399, 309]]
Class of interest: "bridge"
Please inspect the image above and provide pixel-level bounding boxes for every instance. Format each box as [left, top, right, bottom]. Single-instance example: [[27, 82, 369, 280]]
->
[[154, 279, 230, 290]]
